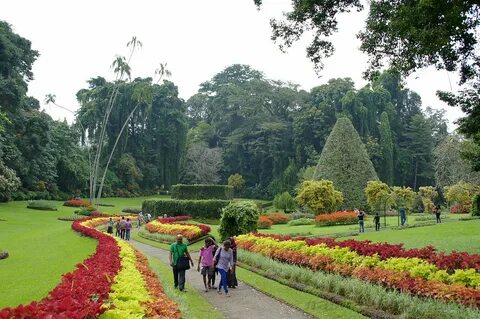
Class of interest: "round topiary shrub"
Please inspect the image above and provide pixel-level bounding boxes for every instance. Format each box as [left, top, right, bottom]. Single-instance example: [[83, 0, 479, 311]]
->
[[218, 201, 260, 240]]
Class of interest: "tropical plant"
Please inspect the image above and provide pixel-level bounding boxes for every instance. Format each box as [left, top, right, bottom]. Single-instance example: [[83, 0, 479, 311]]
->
[[228, 173, 245, 195], [418, 186, 438, 213], [296, 180, 343, 214], [0, 160, 21, 202], [365, 180, 392, 213], [218, 201, 259, 240], [273, 192, 296, 213]]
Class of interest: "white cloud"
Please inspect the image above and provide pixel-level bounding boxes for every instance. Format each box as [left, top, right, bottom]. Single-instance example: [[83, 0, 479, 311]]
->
[[3, 0, 463, 128]]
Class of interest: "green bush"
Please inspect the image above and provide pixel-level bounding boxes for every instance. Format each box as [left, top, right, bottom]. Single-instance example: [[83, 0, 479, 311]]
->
[[412, 194, 425, 213], [273, 192, 296, 213], [218, 201, 259, 240], [142, 199, 230, 219], [171, 184, 234, 200], [288, 218, 315, 226], [471, 194, 480, 216], [26, 200, 57, 211], [122, 207, 141, 214], [289, 212, 315, 220]]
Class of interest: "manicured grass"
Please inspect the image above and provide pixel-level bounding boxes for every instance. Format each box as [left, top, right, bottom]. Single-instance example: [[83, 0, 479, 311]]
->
[[0, 201, 96, 308], [236, 267, 366, 319], [147, 257, 225, 319], [349, 219, 480, 253]]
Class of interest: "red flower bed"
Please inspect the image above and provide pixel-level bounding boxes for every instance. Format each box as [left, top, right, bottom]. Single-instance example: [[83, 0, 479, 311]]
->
[[64, 199, 91, 207], [157, 215, 192, 223], [258, 216, 273, 229], [264, 213, 290, 224], [315, 211, 358, 226], [0, 218, 121, 318], [450, 204, 470, 214]]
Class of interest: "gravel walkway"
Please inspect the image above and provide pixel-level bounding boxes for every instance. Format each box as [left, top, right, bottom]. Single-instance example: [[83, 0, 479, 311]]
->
[[131, 240, 313, 319]]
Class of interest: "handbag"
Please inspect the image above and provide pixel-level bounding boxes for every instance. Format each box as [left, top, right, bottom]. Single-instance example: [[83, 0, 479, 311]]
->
[[174, 245, 190, 271]]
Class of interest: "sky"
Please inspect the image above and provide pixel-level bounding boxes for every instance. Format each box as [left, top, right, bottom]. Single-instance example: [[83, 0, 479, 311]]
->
[[2, 0, 463, 128]]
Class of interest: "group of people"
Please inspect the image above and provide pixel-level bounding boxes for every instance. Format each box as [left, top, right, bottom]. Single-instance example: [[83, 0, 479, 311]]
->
[[106, 217, 132, 240], [169, 235, 237, 297], [356, 204, 443, 233], [137, 211, 152, 228]]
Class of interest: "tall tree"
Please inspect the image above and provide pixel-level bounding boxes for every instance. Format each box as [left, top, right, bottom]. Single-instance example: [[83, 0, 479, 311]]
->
[[379, 112, 394, 185]]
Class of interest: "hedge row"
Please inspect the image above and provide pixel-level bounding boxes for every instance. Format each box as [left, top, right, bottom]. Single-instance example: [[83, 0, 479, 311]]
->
[[142, 199, 230, 219], [171, 184, 234, 200]]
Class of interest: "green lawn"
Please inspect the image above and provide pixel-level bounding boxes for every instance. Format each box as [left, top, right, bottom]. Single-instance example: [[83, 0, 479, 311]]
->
[[0, 201, 96, 308], [348, 219, 480, 253], [0, 196, 166, 309]]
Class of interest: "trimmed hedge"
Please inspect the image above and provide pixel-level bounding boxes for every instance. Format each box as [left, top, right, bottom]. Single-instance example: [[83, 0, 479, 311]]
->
[[171, 184, 234, 200], [142, 199, 230, 219], [26, 200, 57, 211]]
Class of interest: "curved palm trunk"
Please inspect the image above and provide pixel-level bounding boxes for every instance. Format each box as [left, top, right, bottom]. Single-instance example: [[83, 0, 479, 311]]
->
[[96, 102, 141, 202]]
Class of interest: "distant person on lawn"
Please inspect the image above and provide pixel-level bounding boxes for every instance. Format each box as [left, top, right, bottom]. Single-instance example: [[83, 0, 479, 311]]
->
[[115, 220, 121, 237], [119, 217, 127, 239], [169, 234, 194, 292], [434, 205, 442, 223], [125, 218, 132, 240], [374, 212, 380, 231], [356, 209, 365, 233], [197, 238, 216, 292], [214, 240, 235, 297], [400, 208, 407, 226], [107, 217, 114, 234]]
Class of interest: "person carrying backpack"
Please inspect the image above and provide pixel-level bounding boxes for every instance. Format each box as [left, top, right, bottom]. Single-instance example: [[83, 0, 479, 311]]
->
[[214, 240, 234, 297]]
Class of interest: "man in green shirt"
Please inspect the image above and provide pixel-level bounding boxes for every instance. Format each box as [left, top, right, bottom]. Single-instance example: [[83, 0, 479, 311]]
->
[[169, 234, 194, 291]]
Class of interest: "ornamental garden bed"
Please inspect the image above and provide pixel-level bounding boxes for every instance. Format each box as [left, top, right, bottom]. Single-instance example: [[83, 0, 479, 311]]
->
[[141, 216, 211, 244], [0, 216, 180, 318], [237, 233, 480, 317]]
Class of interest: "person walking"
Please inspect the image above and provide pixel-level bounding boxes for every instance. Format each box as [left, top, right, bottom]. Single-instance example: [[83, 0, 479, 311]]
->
[[115, 220, 121, 237], [197, 238, 216, 292], [434, 205, 442, 223], [169, 235, 194, 292], [356, 209, 365, 233], [107, 218, 114, 234], [214, 240, 234, 297], [138, 212, 144, 228], [400, 207, 407, 226], [119, 217, 127, 239], [228, 237, 238, 288], [125, 218, 132, 241], [374, 212, 380, 231]]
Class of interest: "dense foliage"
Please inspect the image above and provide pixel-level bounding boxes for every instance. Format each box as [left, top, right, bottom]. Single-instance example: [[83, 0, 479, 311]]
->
[[26, 200, 57, 211], [142, 199, 230, 219], [1, 21, 467, 201], [218, 201, 259, 240], [296, 180, 343, 214], [314, 118, 377, 209], [272, 192, 296, 213], [171, 184, 233, 200]]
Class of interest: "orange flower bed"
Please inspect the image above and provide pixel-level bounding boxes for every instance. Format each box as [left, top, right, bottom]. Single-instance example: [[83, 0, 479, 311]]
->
[[315, 211, 358, 226]]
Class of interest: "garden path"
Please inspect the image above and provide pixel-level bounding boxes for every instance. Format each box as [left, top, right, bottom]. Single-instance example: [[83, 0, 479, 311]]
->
[[131, 240, 312, 319]]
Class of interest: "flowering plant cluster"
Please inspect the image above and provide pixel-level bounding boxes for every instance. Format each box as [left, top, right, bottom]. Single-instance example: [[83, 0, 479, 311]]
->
[[450, 204, 471, 214], [237, 233, 480, 307], [264, 213, 290, 224], [145, 217, 210, 240], [63, 199, 91, 207], [0, 216, 180, 318], [157, 215, 192, 223], [315, 211, 358, 226], [257, 215, 273, 229]]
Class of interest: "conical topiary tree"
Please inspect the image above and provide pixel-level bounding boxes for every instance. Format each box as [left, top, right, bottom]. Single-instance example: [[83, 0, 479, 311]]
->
[[313, 117, 378, 209]]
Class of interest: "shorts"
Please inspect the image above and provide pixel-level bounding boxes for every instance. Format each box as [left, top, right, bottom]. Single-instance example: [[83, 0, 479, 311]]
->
[[201, 266, 215, 276]]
